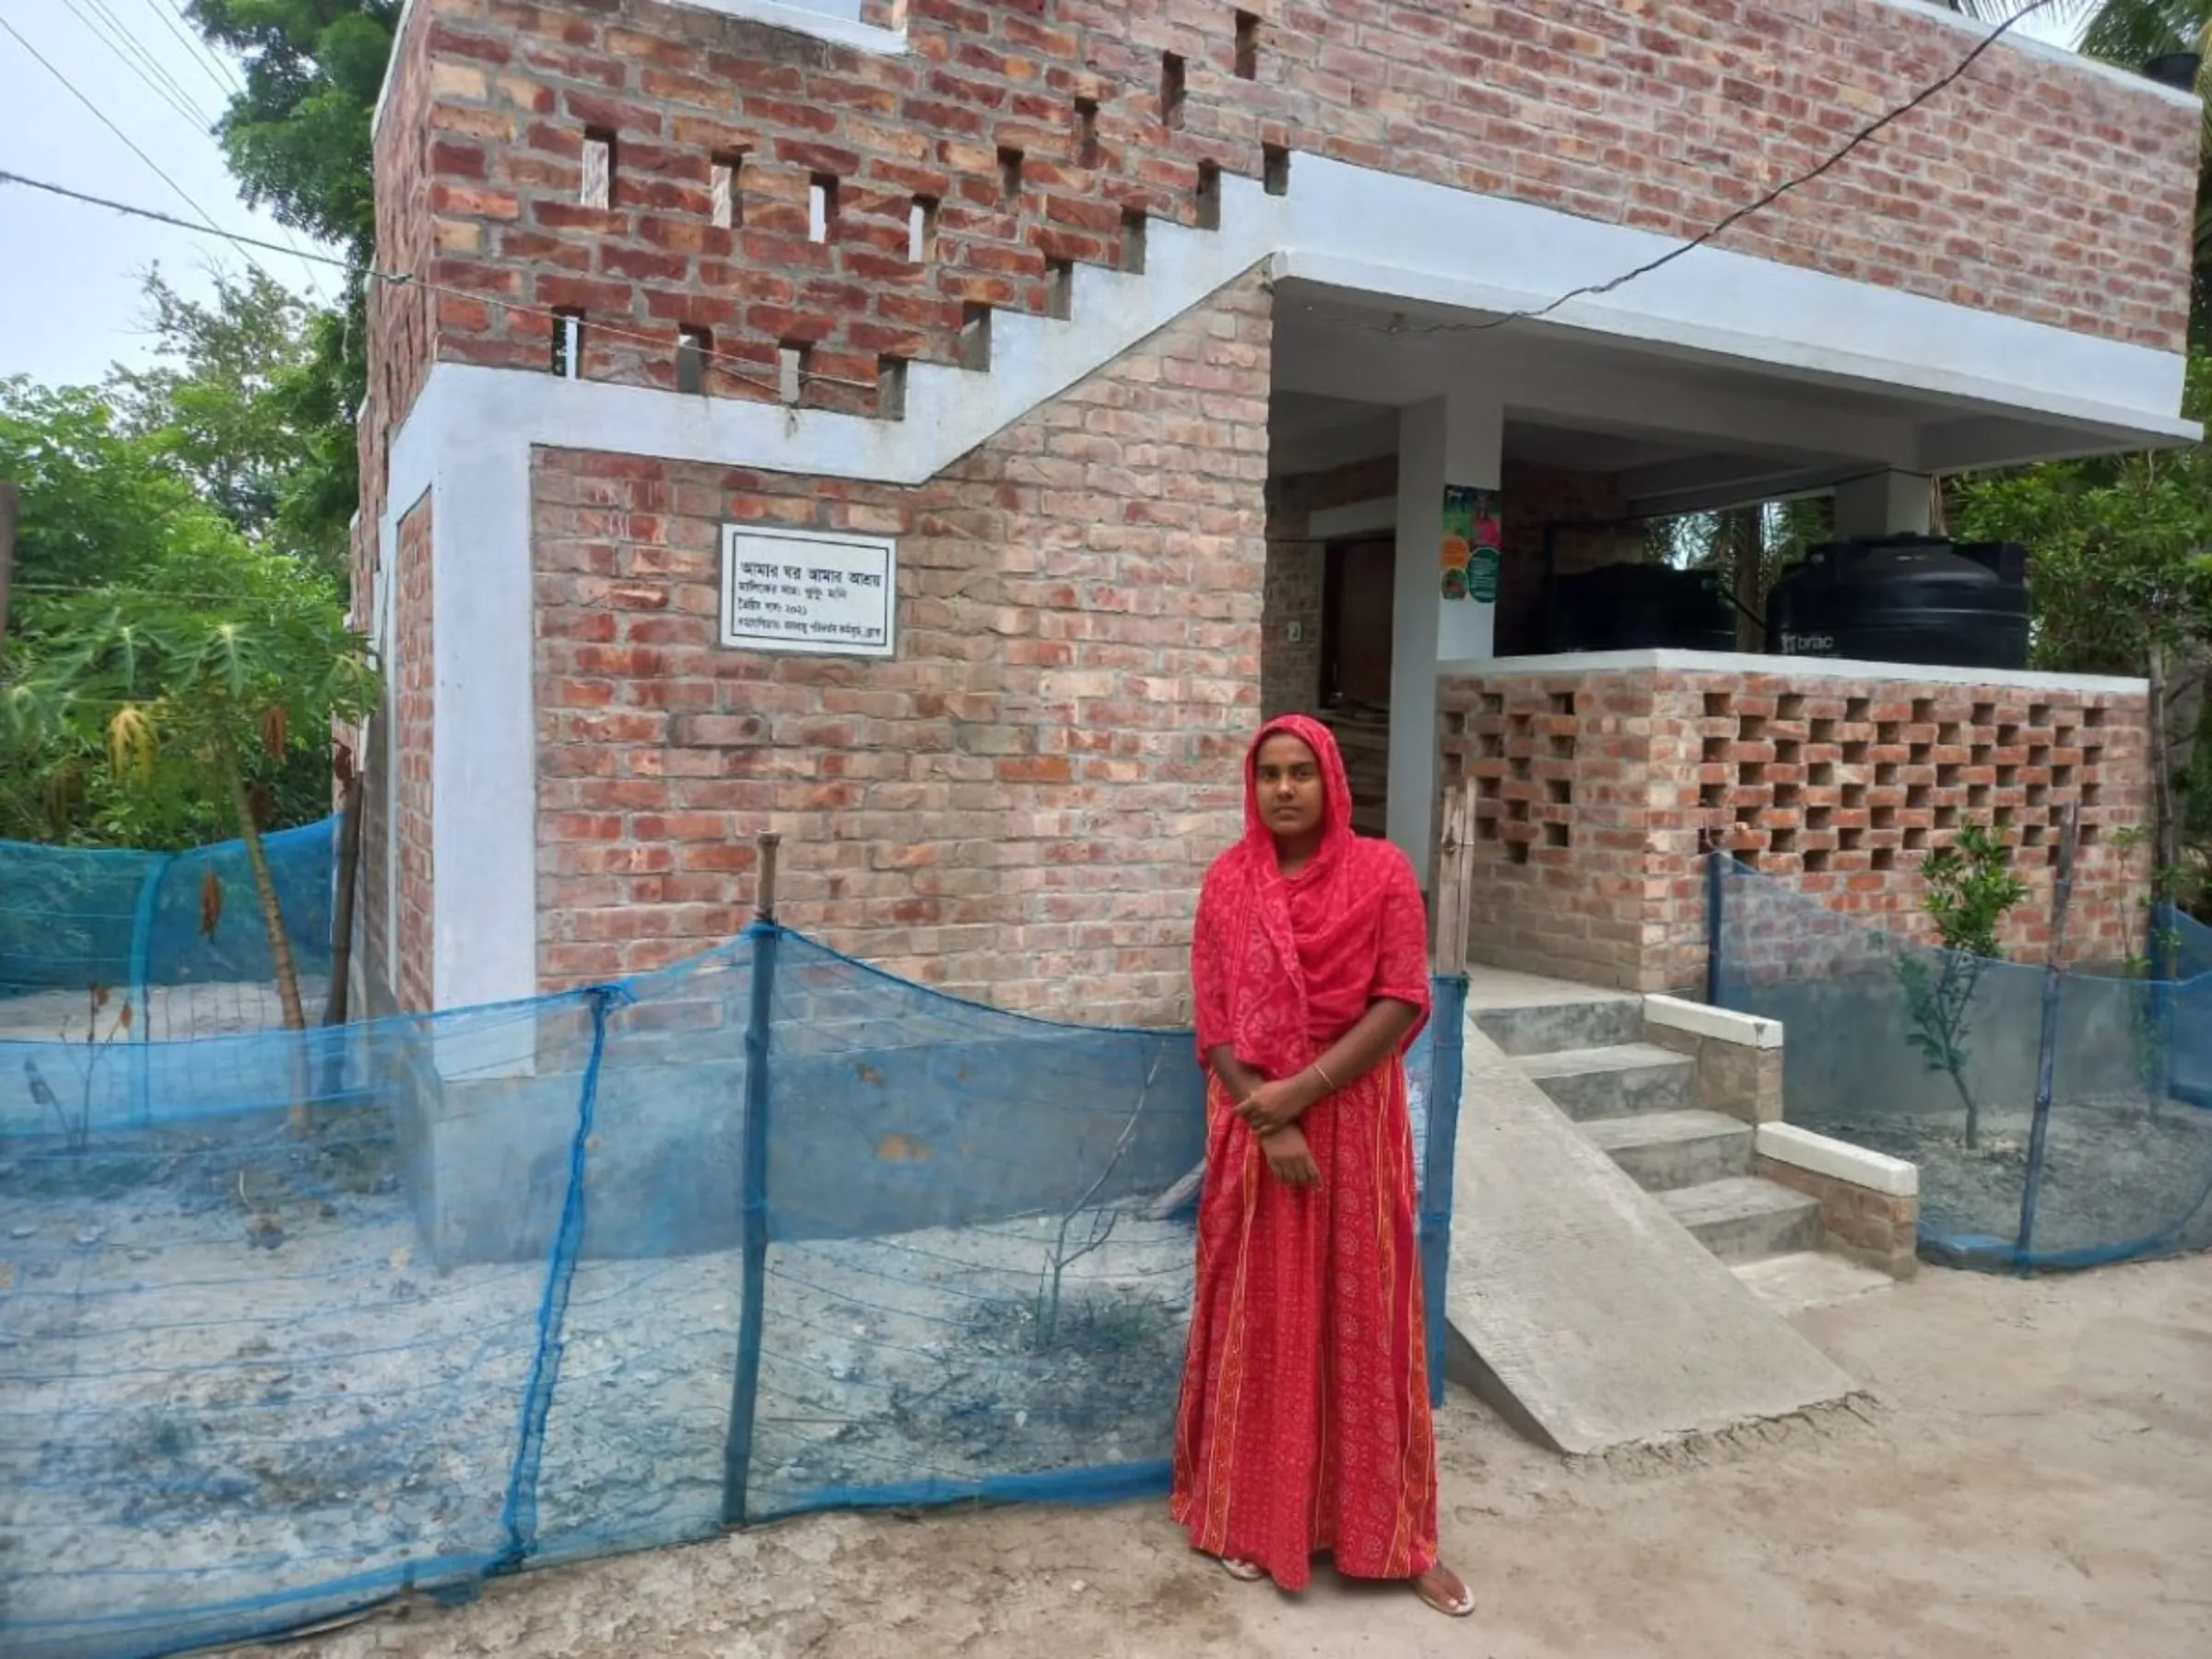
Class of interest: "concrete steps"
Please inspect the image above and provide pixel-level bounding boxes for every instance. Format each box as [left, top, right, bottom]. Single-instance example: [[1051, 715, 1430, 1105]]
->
[[1578, 1108, 1753, 1192], [1657, 1176, 1826, 1263], [1465, 967, 1890, 1293], [1518, 1043, 1695, 1122]]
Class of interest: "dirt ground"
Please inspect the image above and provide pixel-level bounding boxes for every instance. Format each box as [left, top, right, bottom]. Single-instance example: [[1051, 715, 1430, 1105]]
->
[[250, 1253, 2212, 1659]]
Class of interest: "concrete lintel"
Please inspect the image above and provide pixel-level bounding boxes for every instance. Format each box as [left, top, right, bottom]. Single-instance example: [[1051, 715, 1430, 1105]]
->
[[1441, 650, 2150, 698], [1645, 994, 1783, 1051], [1757, 1122, 1919, 1198]]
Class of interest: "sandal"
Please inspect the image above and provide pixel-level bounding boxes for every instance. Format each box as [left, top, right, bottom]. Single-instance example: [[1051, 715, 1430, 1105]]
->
[[1414, 1564, 1475, 1618], [1218, 1556, 1267, 1583]]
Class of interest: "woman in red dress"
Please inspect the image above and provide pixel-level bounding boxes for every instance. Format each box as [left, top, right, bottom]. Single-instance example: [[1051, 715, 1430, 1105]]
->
[[1171, 714, 1473, 1618]]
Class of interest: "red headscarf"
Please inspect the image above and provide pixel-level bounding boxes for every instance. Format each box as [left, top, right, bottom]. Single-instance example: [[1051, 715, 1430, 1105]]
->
[[1192, 714, 1432, 1079]]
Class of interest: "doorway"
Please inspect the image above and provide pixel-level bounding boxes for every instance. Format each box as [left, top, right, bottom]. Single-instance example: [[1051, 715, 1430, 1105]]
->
[[1320, 535, 1394, 836]]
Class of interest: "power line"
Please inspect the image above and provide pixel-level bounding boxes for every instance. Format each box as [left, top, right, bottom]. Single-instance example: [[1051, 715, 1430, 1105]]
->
[[0, 15, 282, 290], [136, 0, 243, 99], [70, 0, 211, 129]]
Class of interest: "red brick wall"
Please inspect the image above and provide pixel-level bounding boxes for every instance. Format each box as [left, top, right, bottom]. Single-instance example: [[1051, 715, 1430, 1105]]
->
[[394, 495, 437, 1013], [373, 0, 2193, 426], [529, 275, 1271, 1023], [1262, 452, 1395, 717], [1440, 662, 2152, 992], [1493, 465, 1641, 657]]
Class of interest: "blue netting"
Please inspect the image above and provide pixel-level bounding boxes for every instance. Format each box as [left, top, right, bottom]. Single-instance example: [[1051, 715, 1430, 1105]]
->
[[0, 923, 1466, 1657], [0, 819, 337, 1041], [1711, 856, 2212, 1272]]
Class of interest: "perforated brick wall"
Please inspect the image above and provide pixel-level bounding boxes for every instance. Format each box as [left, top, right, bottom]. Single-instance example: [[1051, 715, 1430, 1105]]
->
[[1439, 661, 2152, 992], [394, 495, 438, 1014]]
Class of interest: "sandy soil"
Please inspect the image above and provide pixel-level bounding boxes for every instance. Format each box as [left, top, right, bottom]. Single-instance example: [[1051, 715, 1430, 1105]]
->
[[242, 1253, 2212, 1659]]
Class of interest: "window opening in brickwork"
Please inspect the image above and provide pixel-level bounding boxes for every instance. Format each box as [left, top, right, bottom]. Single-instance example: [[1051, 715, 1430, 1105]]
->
[[1235, 11, 1261, 77], [711, 154, 742, 229], [1076, 98, 1101, 166], [1119, 210, 1147, 274], [1195, 161, 1222, 229], [778, 343, 808, 405], [1264, 144, 1289, 196], [997, 147, 1024, 206], [550, 309, 583, 379], [877, 356, 908, 420], [959, 303, 992, 371], [676, 326, 712, 394], [1161, 53, 1186, 126], [809, 176, 838, 242], [909, 196, 938, 263], [1047, 259, 1074, 321], [582, 130, 613, 209]]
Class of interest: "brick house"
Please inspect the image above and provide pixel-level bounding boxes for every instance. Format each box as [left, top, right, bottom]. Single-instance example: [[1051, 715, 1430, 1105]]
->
[[351, 0, 2197, 1022]]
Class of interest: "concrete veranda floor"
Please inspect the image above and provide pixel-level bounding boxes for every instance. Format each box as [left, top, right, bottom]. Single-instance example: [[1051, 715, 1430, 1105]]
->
[[254, 1253, 2212, 1659]]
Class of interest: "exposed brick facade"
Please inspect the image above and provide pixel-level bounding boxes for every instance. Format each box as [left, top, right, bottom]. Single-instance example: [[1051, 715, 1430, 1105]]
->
[[1439, 661, 2153, 993], [394, 495, 438, 1013], [529, 274, 1270, 1021], [368, 0, 2194, 437]]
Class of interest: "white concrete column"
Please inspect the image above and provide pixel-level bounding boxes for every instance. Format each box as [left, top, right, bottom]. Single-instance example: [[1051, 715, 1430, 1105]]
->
[[1389, 391, 1503, 880], [1832, 470, 1933, 540]]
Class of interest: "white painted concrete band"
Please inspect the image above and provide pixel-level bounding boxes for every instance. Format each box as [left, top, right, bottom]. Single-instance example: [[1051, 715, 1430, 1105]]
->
[[1443, 650, 2150, 696], [1758, 1122, 1920, 1198], [1644, 995, 1783, 1052]]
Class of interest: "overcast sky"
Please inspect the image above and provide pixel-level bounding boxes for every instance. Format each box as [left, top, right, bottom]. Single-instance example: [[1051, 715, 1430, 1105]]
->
[[0, 4, 2081, 394]]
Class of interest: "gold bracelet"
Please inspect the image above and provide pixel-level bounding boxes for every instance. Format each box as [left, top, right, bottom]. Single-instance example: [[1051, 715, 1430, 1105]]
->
[[1312, 1060, 1339, 1092]]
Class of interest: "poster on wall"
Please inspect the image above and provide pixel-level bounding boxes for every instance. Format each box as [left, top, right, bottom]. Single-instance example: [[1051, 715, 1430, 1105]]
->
[[1441, 486, 1502, 605], [721, 526, 897, 656]]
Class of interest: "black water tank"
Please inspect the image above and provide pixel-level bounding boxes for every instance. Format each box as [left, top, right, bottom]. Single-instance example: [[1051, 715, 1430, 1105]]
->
[[1541, 563, 1735, 653], [1764, 536, 2030, 670]]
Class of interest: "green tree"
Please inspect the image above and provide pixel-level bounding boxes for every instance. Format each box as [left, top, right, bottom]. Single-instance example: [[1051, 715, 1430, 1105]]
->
[[3, 540, 376, 1030], [182, 2, 401, 571], [112, 266, 347, 579], [1896, 827, 2031, 1149]]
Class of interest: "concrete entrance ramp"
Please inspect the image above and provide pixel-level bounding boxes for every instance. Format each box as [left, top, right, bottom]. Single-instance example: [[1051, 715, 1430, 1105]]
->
[[1444, 1011, 1858, 1454]]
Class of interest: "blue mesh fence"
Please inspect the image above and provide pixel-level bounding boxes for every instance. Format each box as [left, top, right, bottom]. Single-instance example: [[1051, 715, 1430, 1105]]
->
[[0, 819, 338, 1043], [0, 923, 1466, 1657], [1711, 855, 2212, 1271]]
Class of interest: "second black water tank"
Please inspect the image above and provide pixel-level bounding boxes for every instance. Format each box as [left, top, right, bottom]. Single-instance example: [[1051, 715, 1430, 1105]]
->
[[1764, 536, 2030, 671], [1541, 563, 1735, 653]]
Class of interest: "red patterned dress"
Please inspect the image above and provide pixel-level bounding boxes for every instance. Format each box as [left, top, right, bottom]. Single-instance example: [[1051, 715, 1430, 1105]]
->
[[1170, 713, 1438, 1590]]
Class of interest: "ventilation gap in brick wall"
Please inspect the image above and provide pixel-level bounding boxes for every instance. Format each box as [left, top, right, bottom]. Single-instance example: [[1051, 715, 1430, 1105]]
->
[[1546, 778, 1571, 806], [809, 175, 838, 242], [1544, 822, 1570, 850], [1936, 762, 1961, 788], [1972, 701, 1996, 726], [2079, 823, 2101, 848], [1769, 828, 1794, 856], [1845, 697, 1870, 723], [1999, 723, 2021, 747], [2030, 702, 2053, 726], [1804, 849, 1830, 873], [1549, 735, 1575, 761], [1700, 782, 1727, 809], [1047, 259, 1074, 320], [877, 356, 908, 420], [1907, 784, 1931, 809], [998, 147, 1025, 206], [1911, 698, 1936, 724], [1235, 11, 1261, 77], [711, 153, 743, 229], [1263, 144, 1289, 196], [1778, 694, 1806, 722], [778, 342, 808, 405], [1506, 838, 1529, 866], [1702, 735, 1729, 764], [1905, 827, 1928, 851], [2082, 743, 2103, 771], [909, 195, 939, 263], [1195, 161, 1222, 229], [550, 309, 583, 378], [2084, 705, 2106, 729], [1704, 693, 1733, 719], [1476, 813, 1499, 842], [1811, 717, 1836, 744], [1161, 53, 1186, 127], [2081, 782, 2100, 808], [1875, 762, 1898, 787], [959, 302, 992, 371], [676, 325, 712, 394], [1938, 723, 1961, 747], [1997, 763, 2018, 786], [1877, 721, 1900, 746], [1775, 782, 1800, 808], [582, 129, 614, 209], [1871, 846, 1893, 871], [1119, 209, 1147, 274], [1510, 756, 1532, 782], [1076, 98, 1101, 166], [1968, 783, 1991, 810]]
